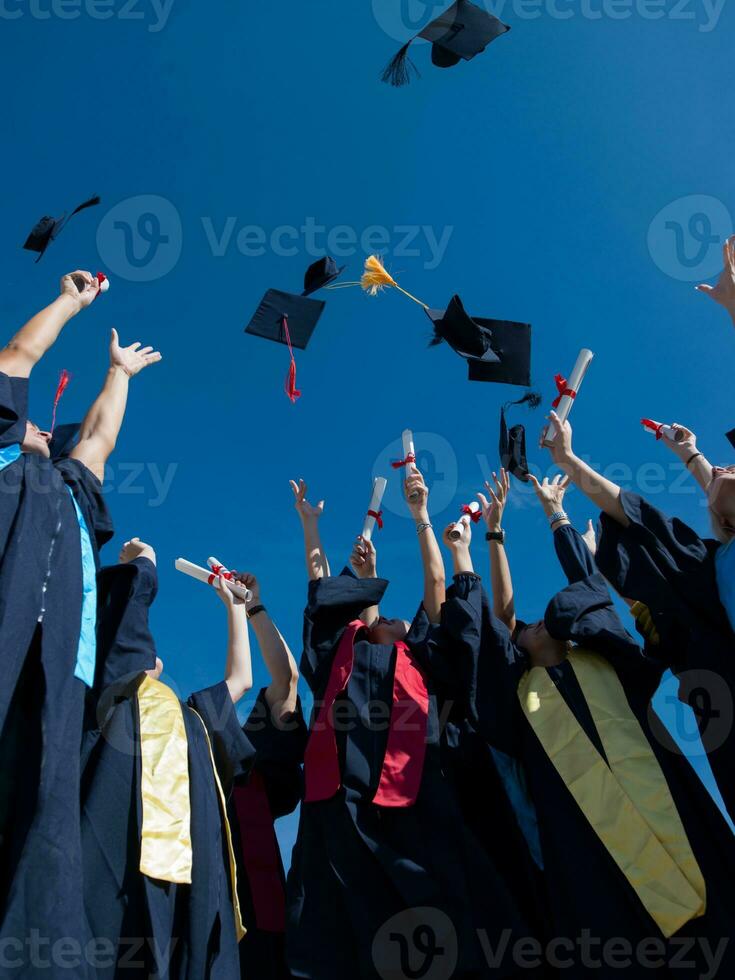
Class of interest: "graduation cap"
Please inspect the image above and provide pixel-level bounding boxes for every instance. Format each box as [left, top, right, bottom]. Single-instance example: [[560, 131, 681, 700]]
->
[[23, 194, 101, 262], [49, 422, 81, 462], [303, 257, 345, 296], [245, 288, 326, 403], [727, 430, 735, 451], [382, 0, 510, 87], [500, 392, 542, 481], [427, 295, 532, 387]]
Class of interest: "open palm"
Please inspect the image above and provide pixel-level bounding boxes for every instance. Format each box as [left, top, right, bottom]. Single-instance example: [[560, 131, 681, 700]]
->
[[109, 328, 162, 377], [697, 235, 735, 313]]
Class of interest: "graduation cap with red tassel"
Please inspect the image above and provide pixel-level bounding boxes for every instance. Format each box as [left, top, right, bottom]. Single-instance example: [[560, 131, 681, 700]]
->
[[23, 194, 101, 262]]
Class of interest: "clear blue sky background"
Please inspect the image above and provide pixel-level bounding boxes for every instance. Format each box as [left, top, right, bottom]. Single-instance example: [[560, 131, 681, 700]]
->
[[2, 1, 733, 856]]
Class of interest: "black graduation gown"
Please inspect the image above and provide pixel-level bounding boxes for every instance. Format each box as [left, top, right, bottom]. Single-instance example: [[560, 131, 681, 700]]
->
[[80, 558, 255, 979], [596, 489, 735, 821], [443, 526, 735, 977], [230, 688, 307, 980], [0, 372, 112, 979], [286, 571, 537, 980]]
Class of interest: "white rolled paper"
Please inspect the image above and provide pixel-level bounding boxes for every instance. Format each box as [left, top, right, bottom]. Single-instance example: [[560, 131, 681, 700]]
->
[[402, 429, 419, 500], [542, 349, 594, 447], [175, 558, 252, 601], [361, 477, 388, 542], [641, 420, 684, 443], [449, 501, 481, 541]]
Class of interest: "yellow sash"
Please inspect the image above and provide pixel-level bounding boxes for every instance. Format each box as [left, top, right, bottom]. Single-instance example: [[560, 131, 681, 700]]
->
[[138, 676, 193, 884], [189, 709, 247, 943], [517, 650, 706, 938], [630, 601, 661, 647]]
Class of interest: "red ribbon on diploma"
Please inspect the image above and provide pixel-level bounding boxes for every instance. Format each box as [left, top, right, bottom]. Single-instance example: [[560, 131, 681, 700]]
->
[[208, 563, 234, 586], [461, 505, 482, 524], [552, 374, 576, 410], [368, 509, 384, 529], [641, 419, 664, 440], [391, 453, 416, 470]]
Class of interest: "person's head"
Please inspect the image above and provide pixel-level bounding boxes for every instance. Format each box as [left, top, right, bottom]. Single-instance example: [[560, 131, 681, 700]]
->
[[367, 616, 412, 646], [513, 619, 568, 667], [21, 421, 51, 458], [145, 657, 164, 680], [708, 465, 735, 543]]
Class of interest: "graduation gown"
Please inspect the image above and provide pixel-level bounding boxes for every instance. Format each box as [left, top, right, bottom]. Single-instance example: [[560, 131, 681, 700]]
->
[[596, 490, 735, 821], [443, 526, 735, 977], [230, 688, 307, 980], [0, 372, 112, 979], [286, 571, 537, 980], [80, 557, 254, 979]]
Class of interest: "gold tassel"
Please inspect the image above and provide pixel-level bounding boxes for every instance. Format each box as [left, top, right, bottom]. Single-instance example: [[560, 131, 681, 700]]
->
[[359, 255, 429, 308]]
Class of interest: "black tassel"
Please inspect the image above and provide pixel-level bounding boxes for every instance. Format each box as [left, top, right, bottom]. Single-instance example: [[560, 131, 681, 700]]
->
[[506, 391, 542, 410], [428, 326, 444, 347], [380, 42, 420, 87], [70, 194, 101, 216]]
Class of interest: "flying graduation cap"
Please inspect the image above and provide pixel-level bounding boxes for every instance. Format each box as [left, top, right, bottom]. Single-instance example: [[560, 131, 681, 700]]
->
[[23, 194, 101, 262], [500, 391, 542, 481], [245, 257, 345, 402], [382, 0, 510, 87], [727, 430, 735, 451]]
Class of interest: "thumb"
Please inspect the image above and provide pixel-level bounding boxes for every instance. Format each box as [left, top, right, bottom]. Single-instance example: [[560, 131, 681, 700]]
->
[[110, 327, 119, 345], [696, 284, 713, 294]]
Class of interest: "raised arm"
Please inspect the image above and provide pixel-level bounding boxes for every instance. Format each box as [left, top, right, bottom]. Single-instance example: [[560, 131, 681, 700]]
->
[[697, 234, 735, 330], [477, 469, 515, 631], [215, 572, 254, 705], [405, 464, 445, 624], [542, 410, 630, 527], [442, 517, 475, 577], [70, 329, 162, 482], [0, 272, 99, 378], [290, 478, 329, 581], [528, 473, 597, 584], [349, 535, 380, 626], [657, 423, 713, 495], [232, 571, 299, 720]]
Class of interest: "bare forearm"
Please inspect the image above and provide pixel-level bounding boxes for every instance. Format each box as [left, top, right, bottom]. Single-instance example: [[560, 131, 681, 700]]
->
[[559, 454, 630, 527], [70, 366, 130, 478], [489, 542, 515, 631], [415, 510, 445, 624], [301, 519, 330, 581], [224, 605, 253, 704], [451, 545, 474, 577], [0, 295, 79, 377], [250, 612, 299, 715]]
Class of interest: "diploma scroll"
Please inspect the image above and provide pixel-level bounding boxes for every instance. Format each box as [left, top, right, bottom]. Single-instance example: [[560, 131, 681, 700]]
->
[[402, 430, 420, 500], [449, 501, 481, 541], [175, 558, 253, 602], [542, 349, 594, 447], [641, 419, 685, 443], [361, 477, 388, 542]]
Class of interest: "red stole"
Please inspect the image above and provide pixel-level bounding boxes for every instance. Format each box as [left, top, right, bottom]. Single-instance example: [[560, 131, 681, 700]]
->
[[233, 772, 286, 933], [304, 620, 430, 807]]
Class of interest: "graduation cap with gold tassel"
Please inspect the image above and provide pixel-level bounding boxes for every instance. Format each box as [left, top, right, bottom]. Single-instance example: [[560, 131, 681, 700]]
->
[[327, 254, 429, 308]]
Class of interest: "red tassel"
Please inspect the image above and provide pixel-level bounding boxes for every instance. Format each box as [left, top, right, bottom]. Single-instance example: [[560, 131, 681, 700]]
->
[[50, 369, 71, 434], [282, 317, 301, 403]]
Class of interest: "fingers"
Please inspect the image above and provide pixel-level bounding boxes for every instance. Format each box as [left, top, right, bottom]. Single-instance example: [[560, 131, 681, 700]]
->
[[559, 474, 571, 490], [477, 492, 490, 512], [527, 473, 541, 489], [128, 342, 142, 352], [144, 352, 163, 365]]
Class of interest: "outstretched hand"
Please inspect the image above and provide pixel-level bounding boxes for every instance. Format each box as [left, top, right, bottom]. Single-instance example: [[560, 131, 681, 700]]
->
[[350, 535, 377, 579], [61, 270, 99, 311], [110, 329, 162, 377], [541, 410, 574, 466], [528, 473, 571, 517], [289, 479, 325, 522], [581, 519, 598, 556], [697, 235, 735, 321], [660, 423, 697, 460], [478, 469, 510, 532]]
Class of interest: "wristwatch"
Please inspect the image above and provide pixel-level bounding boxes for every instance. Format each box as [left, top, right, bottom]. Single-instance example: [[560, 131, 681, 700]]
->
[[486, 530, 505, 544]]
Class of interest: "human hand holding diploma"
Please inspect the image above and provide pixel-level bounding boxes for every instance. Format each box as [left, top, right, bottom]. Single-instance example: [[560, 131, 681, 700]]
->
[[542, 349, 594, 447], [175, 558, 253, 602], [449, 501, 482, 541], [361, 478, 388, 542], [393, 430, 419, 501]]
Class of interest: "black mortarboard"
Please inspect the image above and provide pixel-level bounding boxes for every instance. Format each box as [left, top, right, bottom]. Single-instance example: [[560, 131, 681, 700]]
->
[[382, 0, 510, 87], [49, 422, 80, 462], [727, 429, 735, 451], [23, 195, 101, 262], [302, 256, 345, 296], [500, 392, 542, 481], [245, 289, 326, 402], [427, 295, 531, 387]]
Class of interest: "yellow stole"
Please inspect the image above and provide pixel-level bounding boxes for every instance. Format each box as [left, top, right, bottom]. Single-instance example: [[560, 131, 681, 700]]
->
[[136, 678, 246, 942], [517, 650, 706, 938]]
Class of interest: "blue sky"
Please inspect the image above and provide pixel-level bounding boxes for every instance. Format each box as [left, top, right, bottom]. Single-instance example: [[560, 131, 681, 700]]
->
[[2, 1, 733, 854]]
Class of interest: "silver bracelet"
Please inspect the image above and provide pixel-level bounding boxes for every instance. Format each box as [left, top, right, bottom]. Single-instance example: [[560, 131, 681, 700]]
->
[[416, 522, 433, 535], [549, 511, 568, 527]]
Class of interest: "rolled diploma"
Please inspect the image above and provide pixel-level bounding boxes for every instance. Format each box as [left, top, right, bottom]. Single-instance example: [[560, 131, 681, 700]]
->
[[361, 477, 388, 542], [175, 558, 252, 601], [543, 349, 594, 447], [403, 429, 419, 500], [642, 421, 683, 443], [449, 501, 481, 541]]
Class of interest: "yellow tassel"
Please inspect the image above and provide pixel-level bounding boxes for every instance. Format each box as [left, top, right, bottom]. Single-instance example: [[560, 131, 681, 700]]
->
[[359, 255, 429, 309]]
